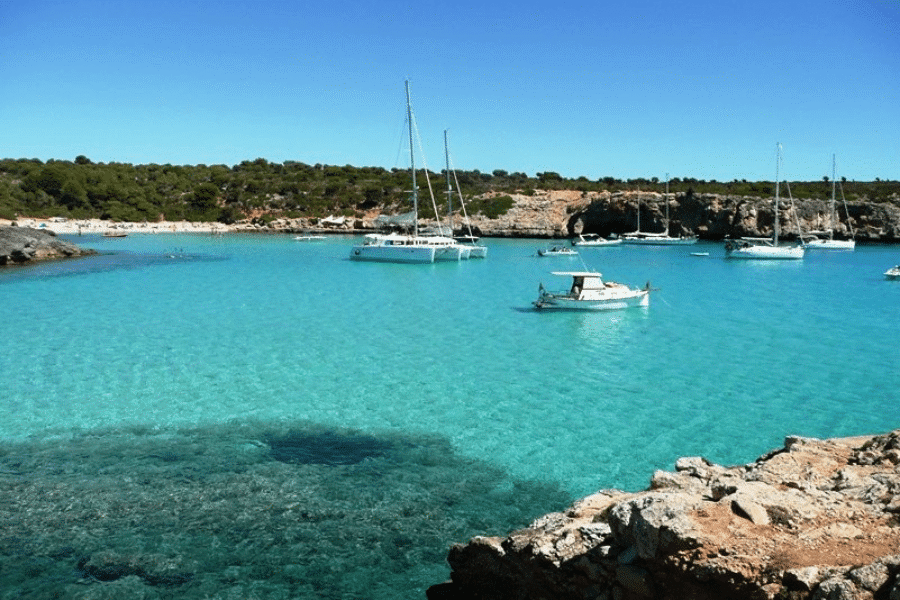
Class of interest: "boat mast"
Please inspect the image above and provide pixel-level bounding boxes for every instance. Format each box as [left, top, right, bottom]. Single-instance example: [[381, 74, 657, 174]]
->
[[635, 190, 641, 233], [830, 154, 836, 241], [774, 143, 781, 247], [665, 173, 670, 236], [406, 80, 419, 237], [444, 130, 453, 235]]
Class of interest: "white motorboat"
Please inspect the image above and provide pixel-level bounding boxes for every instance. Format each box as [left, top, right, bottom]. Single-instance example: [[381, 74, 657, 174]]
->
[[538, 245, 578, 257], [726, 144, 804, 260], [571, 233, 622, 247], [803, 155, 856, 250], [350, 82, 462, 264], [295, 234, 326, 241], [620, 177, 697, 245], [884, 265, 900, 280], [534, 271, 650, 311]]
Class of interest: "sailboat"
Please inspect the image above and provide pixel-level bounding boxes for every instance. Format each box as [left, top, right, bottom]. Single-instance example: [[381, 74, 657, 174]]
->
[[350, 82, 463, 264], [803, 154, 855, 250], [620, 177, 697, 245], [725, 143, 804, 260], [443, 130, 487, 258]]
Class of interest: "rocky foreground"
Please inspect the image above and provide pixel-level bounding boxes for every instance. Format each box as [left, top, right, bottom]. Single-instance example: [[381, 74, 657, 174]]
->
[[429, 431, 900, 600], [0, 226, 95, 265]]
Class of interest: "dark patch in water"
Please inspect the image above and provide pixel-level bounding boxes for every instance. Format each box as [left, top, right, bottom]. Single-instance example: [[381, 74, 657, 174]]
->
[[0, 248, 228, 282], [265, 429, 393, 465], [0, 421, 572, 599]]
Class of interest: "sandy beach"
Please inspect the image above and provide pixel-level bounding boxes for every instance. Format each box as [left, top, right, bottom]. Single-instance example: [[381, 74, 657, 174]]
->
[[2, 218, 243, 236]]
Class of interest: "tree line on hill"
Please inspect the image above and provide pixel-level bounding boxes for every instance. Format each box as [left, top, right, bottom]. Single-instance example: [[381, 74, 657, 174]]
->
[[1, 156, 898, 225]]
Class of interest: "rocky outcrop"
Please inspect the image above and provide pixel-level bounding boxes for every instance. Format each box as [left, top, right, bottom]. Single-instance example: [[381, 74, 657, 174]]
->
[[429, 430, 900, 600], [0, 226, 96, 265], [417, 191, 900, 241]]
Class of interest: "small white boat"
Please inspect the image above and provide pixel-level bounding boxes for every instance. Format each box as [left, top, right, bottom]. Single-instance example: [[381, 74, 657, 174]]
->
[[538, 245, 578, 257], [804, 238, 855, 250], [620, 178, 698, 245], [725, 238, 805, 259], [295, 234, 326, 241], [885, 265, 900, 280], [534, 271, 650, 311], [691, 252, 709, 257], [571, 233, 622, 247]]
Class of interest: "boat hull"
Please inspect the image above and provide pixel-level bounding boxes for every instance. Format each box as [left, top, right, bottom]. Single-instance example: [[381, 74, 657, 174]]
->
[[434, 245, 469, 261], [350, 245, 436, 263], [465, 245, 488, 259], [726, 244, 804, 260], [620, 236, 697, 245], [573, 239, 623, 247], [804, 239, 855, 250], [534, 290, 649, 311]]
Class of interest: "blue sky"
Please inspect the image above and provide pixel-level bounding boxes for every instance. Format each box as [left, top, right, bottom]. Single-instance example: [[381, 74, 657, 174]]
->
[[1, 0, 898, 182]]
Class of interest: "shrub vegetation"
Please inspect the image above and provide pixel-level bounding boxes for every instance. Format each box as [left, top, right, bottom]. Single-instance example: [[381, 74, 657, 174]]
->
[[0, 157, 897, 223]]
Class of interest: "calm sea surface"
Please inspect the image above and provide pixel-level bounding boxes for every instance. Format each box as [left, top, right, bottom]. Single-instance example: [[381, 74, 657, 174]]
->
[[2, 233, 899, 598]]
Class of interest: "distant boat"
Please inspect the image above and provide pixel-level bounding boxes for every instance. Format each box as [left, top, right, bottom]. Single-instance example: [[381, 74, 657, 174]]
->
[[884, 265, 900, 280], [803, 154, 855, 250], [534, 271, 650, 311], [620, 177, 697, 245], [538, 245, 578, 257], [295, 234, 326, 241], [726, 144, 804, 260], [571, 233, 622, 247], [103, 232, 127, 238], [350, 81, 464, 264], [691, 252, 709, 257], [443, 130, 487, 258]]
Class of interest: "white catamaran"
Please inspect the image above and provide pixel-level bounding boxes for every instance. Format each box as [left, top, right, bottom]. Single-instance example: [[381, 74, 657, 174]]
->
[[725, 144, 804, 260], [350, 82, 465, 264]]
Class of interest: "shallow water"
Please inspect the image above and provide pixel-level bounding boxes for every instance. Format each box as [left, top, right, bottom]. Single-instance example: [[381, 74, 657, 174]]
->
[[2, 233, 898, 598]]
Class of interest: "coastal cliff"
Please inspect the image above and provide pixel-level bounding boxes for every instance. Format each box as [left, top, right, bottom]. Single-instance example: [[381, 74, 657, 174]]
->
[[7, 189, 900, 242], [273, 189, 900, 242], [428, 431, 900, 600], [0, 226, 95, 265], [453, 190, 900, 241]]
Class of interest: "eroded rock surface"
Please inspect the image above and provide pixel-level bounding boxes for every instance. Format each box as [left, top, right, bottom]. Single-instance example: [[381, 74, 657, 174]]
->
[[0, 226, 95, 265], [429, 431, 900, 600]]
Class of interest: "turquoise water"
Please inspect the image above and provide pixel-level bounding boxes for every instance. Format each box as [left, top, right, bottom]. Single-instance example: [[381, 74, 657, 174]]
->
[[2, 233, 899, 598]]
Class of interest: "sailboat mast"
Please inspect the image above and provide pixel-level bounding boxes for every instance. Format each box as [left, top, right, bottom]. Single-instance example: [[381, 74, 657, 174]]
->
[[444, 130, 453, 234], [830, 154, 837, 241], [665, 173, 670, 235], [406, 80, 418, 237], [774, 143, 782, 246]]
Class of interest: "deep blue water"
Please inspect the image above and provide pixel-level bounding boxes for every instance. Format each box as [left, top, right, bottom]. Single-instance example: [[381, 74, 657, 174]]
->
[[1, 233, 898, 598]]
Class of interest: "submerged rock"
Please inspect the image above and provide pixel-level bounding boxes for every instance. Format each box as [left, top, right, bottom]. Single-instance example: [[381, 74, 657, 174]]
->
[[430, 430, 900, 600], [0, 225, 95, 265]]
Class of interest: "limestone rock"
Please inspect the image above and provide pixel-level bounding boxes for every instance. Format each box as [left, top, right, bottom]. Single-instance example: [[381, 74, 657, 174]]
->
[[431, 430, 900, 600]]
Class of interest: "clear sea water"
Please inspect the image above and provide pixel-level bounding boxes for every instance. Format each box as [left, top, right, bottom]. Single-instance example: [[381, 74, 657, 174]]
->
[[2, 233, 899, 599]]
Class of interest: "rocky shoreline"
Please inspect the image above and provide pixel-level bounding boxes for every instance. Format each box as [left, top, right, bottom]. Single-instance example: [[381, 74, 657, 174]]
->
[[0, 226, 96, 265], [428, 430, 900, 600], [4, 189, 900, 243]]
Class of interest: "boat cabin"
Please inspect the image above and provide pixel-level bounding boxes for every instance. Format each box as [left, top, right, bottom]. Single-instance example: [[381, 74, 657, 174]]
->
[[551, 271, 605, 297]]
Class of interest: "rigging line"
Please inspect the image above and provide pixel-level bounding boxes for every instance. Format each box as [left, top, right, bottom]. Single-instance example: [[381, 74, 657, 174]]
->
[[838, 181, 855, 238], [783, 180, 802, 237], [409, 111, 443, 231], [447, 148, 477, 238]]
